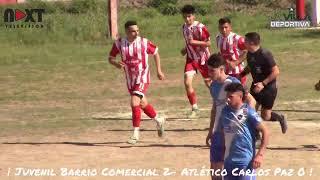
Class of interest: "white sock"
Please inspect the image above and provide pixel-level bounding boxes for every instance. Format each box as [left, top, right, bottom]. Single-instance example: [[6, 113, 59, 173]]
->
[[153, 114, 160, 122], [192, 104, 198, 110], [133, 127, 140, 138]]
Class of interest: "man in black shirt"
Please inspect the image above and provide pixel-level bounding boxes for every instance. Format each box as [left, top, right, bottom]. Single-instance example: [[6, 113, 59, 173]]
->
[[240, 32, 287, 134]]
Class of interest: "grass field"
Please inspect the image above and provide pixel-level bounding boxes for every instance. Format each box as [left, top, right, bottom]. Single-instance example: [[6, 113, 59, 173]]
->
[[0, 1, 320, 180]]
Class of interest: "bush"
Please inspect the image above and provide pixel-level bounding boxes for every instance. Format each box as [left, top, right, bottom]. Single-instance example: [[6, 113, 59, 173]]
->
[[67, 0, 99, 14], [193, 2, 213, 15], [148, 0, 179, 15], [148, 0, 178, 8]]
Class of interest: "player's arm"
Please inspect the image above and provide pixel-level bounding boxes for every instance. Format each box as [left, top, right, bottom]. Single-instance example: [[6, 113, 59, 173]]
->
[[108, 42, 125, 69], [254, 51, 279, 92], [262, 65, 279, 86], [147, 40, 165, 80], [206, 103, 216, 146], [244, 92, 256, 109], [108, 56, 125, 69], [188, 39, 211, 47], [188, 26, 211, 47], [239, 65, 251, 78], [253, 122, 269, 169], [237, 50, 248, 64], [153, 52, 165, 80], [180, 47, 187, 56]]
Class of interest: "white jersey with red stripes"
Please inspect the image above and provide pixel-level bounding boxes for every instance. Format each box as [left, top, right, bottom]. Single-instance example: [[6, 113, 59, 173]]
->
[[182, 21, 210, 65], [216, 32, 246, 75], [109, 36, 158, 90]]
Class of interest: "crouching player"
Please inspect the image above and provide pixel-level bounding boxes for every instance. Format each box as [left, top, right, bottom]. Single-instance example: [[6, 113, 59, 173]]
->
[[220, 83, 269, 180], [108, 20, 166, 144]]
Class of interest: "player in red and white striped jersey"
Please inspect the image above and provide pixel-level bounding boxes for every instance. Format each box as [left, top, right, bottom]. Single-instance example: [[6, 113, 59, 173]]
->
[[216, 17, 247, 85], [108, 21, 166, 144], [181, 5, 212, 118]]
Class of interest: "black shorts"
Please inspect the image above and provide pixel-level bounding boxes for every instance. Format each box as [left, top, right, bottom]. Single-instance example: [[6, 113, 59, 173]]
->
[[250, 82, 277, 109]]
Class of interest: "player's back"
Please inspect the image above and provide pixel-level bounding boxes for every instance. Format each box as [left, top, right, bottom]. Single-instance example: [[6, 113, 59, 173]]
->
[[210, 76, 240, 132]]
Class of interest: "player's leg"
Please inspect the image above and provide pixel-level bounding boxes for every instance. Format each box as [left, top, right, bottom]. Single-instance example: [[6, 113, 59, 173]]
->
[[260, 87, 287, 134], [184, 61, 199, 118], [196, 61, 212, 88], [128, 94, 142, 144], [210, 132, 225, 180], [140, 96, 166, 137]]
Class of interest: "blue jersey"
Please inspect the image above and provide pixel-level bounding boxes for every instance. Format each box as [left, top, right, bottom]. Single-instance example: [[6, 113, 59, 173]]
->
[[218, 103, 262, 168], [210, 76, 240, 132]]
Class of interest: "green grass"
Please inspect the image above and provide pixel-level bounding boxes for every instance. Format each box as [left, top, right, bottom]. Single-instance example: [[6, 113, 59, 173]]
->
[[1, 3, 320, 136]]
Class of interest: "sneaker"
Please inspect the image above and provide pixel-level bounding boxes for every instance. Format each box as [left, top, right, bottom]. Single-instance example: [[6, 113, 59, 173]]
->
[[279, 114, 288, 134], [155, 116, 166, 137], [127, 136, 139, 145], [187, 109, 200, 119]]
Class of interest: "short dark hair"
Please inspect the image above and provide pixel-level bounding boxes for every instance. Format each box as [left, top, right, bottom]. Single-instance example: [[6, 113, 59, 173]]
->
[[207, 53, 225, 68], [225, 83, 245, 98], [245, 32, 260, 45], [181, 4, 195, 14], [218, 17, 231, 25], [125, 20, 137, 29]]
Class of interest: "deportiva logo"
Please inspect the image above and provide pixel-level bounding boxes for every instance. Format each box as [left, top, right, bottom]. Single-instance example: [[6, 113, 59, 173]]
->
[[3, 8, 45, 28], [270, 8, 311, 28]]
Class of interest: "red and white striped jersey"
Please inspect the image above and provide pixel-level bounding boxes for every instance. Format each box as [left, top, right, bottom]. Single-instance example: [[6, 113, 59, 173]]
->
[[182, 21, 211, 65], [216, 32, 246, 75], [109, 36, 158, 89]]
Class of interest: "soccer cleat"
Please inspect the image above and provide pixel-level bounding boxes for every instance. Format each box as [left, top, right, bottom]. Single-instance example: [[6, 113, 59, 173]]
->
[[187, 109, 200, 119], [279, 114, 288, 134], [127, 135, 139, 145], [155, 116, 165, 137]]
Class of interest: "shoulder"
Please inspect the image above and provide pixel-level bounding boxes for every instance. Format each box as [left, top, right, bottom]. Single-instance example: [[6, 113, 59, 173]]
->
[[261, 48, 273, 56], [232, 32, 243, 40], [197, 22, 207, 28], [222, 105, 229, 112], [246, 105, 260, 119], [226, 76, 241, 84]]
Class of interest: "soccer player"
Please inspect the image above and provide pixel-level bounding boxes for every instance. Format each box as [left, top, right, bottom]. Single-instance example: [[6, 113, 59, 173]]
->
[[205, 54, 256, 180], [216, 17, 247, 85], [108, 20, 166, 144], [181, 4, 211, 118], [219, 83, 269, 180], [240, 32, 288, 134]]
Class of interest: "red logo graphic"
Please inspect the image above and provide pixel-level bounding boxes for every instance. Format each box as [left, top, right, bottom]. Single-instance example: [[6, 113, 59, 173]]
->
[[15, 9, 26, 21]]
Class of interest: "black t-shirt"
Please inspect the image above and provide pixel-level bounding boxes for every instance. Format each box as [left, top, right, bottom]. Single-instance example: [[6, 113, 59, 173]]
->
[[247, 47, 277, 86]]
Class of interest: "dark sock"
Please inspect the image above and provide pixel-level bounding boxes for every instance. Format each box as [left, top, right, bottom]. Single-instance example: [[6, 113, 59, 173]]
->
[[271, 112, 282, 122]]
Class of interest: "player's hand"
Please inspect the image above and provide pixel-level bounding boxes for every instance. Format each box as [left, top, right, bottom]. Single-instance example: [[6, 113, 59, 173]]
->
[[157, 71, 165, 80], [180, 48, 187, 56], [115, 61, 125, 69], [254, 82, 264, 93], [206, 133, 212, 147], [253, 154, 263, 169]]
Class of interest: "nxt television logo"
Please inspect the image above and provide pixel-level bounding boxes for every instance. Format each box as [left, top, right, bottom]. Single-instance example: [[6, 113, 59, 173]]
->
[[270, 8, 311, 28], [3, 8, 45, 28]]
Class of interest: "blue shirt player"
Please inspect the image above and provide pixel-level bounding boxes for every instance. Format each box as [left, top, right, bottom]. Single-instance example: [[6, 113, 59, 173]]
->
[[218, 83, 269, 180], [206, 53, 256, 180]]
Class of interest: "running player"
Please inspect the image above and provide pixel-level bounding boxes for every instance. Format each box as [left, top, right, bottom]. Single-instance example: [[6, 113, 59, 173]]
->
[[219, 83, 269, 180], [216, 17, 247, 85], [240, 32, 287, 134], [205, 54, 256, 180], [108, 20, 165, 144], [181, 4, 211, 118]]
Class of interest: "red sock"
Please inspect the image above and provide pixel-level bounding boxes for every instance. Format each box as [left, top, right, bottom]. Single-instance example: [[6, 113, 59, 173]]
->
[[187, 91, 197, 105], [142, 104, 157, 119], [132, 106, 141, 127]]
